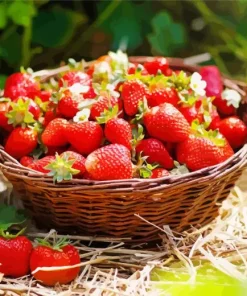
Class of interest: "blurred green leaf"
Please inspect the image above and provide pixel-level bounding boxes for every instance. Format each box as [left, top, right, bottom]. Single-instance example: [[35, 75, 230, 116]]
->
[[0, 3, 8, 29], [7, 1, 36, 27], [0, 31, 22, 66], [0, 75, 7, 89], [148, 11, 186, 56], [98, 1, 152, 51], [32, 7, 87, 48]]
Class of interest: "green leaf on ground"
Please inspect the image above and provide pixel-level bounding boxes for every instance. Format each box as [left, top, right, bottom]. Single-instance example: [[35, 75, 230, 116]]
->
[[0, 205, 28, 231], [7, 1, 36, 27], [32, 7, 87, 48], [148, 11, 186, 56]]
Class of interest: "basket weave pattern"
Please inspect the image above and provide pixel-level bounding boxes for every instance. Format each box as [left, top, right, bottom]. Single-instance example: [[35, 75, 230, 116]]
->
[[0, 57, 247, 238]]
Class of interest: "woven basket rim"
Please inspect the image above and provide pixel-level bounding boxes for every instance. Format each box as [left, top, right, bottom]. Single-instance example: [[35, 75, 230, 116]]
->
[[1, 56, 247, 190]]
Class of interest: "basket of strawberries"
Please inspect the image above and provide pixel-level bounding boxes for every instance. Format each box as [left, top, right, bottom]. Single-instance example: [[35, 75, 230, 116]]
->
[[0, 51, 247, 239]]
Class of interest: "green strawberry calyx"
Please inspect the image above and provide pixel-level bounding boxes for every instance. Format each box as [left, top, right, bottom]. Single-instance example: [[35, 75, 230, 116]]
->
[[133, 154, 159, 178], [148, 74, 170, 92], [96, 104, 119, 124], [6, 98, 36, 127], [170, 161, 189, 175], [191, 119, 226, 147], [169, 71, 191, 92], [131, 124, 145, 148], [45, 153, 80, 183], [0, 205, 28, 239], [35, 236, 71, 252]]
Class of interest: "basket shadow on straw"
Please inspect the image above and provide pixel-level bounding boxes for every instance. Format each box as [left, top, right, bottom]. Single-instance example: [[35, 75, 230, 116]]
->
[[0, 57, 247, 242]]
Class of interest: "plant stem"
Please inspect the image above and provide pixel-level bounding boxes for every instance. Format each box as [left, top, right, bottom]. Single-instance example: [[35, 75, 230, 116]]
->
[[64, 0, 122, 59], [21, 22, 32, 68]]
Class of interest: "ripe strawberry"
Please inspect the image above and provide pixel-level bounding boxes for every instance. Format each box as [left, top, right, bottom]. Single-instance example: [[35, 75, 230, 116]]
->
[[199, 66, 223, 100], [5, 127, 38, 159], [136, 138, 174, 169], [85, 144, 132, 180], [208, 108, 221, 130], [57, 90, 83, 119], [143, 103, 190, 143], [148, 87, 179, 108], [151, 168, 170, 178], [66, 121, 103, 155], [176, 133, 234, 171], [28, 156, 56, 173], [4, 72, 40, 100], [104, 118, 132, 150], [41, 118, 68, 147], [20, 156, 34, 167], [213, 89, 241, 116], [0, 236, 33, 277], [83, 84, 97, 99], [143, 57, 169, 75], [122, 79, 149, 116], [43, 109, 62, 127], [38, 90, 51, 102], [90, 95, 122, 120], [179, 104, 204, 125], [0, 204, 33, 278], [30, 238, 80, 286], [58, 71, 91, 88], [218, 116, 247, 149]]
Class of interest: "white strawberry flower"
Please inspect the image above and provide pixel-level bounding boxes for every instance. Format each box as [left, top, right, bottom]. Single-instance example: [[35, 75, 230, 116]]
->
[[68, 83, 90, 95], [73, 108, 90, 123], [190, 72, 207, 96], [105, 83, 120, 98], [108, 49, 129, 71], [221, 89, 241, 108], [94, 61, 112, 77]]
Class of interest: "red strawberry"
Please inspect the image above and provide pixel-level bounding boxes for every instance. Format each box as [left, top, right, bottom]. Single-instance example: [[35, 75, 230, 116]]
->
[[20, 156, 34, 167], [90, 95, 122, 120], [58, 71, 91, 88], [143, 57, 169, 75], [5, 127, 38, 159], [122, 79, 149, 116], [43, 109, 62, 127], [0, 236, 33, 277], [143, 103, 190, 143], [85, 144, 132, 181], [38, 90, 51, 102], [104, 118, 132, 150], [0, 205, 33, 278], [213, 89, 241, 116], [4, 72, 40, 100], [136, 138, 174, 169], [218, 116, 247, 149], [208, 108, 221, 130], [199, 66, 223, 100], [176, 133, 234, 171], [66, 121, 103, 155], [179, 104, 204, 125], [57, 90, 83, 119], [148, 87, 179, 108], [42, 118, 68, 147], [151, 168, 170, 178], [83, 84, 97, 99], [30, 238, 80, 286], [28, 156, 56, 173]]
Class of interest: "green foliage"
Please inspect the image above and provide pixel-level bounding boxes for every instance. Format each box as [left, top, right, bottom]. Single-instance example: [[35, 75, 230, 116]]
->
[[0, 0, 247, 81], [0, 204, 27, 231], [148, 11, 186, 56]]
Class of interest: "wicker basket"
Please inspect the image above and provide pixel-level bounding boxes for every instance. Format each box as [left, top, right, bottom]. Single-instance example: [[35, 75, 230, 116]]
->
[[1, 57, 247, 240]]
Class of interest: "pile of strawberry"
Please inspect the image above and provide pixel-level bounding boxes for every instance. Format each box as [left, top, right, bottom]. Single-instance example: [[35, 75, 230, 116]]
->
[[0, 205, 81, 286], [0, 51, 246, 182]]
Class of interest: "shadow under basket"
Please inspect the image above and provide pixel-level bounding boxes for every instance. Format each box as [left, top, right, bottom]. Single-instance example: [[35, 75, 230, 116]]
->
[[1, 57, 247, 240]]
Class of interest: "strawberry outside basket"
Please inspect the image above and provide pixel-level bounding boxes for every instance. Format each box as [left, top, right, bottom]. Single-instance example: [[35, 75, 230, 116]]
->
[[1, 56, 247, 241]]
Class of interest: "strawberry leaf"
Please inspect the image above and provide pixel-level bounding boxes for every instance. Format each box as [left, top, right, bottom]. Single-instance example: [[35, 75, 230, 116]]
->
[[0, 205, 28, 232]]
